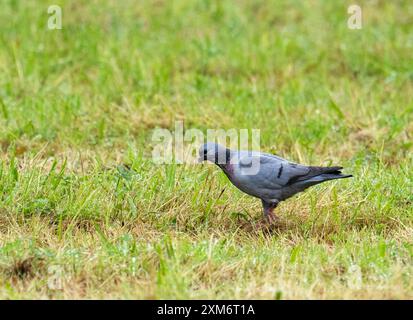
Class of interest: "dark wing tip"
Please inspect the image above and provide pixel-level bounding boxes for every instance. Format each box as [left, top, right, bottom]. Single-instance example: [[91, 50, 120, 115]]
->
[[336, 174, 353, 179]]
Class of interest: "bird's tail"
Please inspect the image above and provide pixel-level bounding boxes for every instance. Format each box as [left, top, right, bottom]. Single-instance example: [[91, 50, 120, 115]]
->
[[317, 172, 353, 181], [294, 166, 352, 188]]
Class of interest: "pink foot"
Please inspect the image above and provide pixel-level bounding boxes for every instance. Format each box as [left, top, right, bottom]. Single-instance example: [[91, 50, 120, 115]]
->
[[265, 211, 279, 224]]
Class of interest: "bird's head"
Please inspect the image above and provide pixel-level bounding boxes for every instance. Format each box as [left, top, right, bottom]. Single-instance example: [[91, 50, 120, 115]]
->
[[198, 142, 231, 165]]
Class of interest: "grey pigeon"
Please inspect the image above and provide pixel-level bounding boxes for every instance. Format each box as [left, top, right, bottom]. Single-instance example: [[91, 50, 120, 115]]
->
[[199, 142, 352, 223]]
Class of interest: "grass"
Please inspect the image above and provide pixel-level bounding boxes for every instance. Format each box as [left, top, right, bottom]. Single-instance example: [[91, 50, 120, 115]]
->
[[0, 0, 412, 299]]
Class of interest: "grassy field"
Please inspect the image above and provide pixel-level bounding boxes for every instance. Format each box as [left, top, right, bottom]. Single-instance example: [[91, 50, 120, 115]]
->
[[0, 0, 412, 299]]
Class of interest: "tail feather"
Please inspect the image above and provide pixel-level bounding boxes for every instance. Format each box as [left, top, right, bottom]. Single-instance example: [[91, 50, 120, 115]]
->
[[288, 165, 352, 189], [318, 173, 353, 181], [309, 166, 344, 175], [288, 166, 347, 185], [296, 172, 352, 188]]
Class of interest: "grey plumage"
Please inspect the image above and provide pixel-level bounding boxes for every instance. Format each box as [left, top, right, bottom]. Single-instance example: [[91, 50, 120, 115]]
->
[[199, 142, 352, 222]]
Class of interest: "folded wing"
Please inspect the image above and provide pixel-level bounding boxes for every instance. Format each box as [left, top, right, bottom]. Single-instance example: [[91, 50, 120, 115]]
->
[[238, 153, 347, 189]]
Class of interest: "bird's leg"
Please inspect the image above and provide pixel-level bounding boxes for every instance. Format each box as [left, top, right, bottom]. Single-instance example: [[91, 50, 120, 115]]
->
[[262, 200, 279, 224]]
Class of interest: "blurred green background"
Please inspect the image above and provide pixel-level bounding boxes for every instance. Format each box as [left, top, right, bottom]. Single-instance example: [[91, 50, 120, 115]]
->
[[0, 0, 411, 299]]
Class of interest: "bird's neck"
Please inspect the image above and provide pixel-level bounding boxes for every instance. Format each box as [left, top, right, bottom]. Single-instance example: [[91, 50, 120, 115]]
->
[[215, 148, 233, 175], [217, 158, 233, 176], [217, 163, 232, 176]]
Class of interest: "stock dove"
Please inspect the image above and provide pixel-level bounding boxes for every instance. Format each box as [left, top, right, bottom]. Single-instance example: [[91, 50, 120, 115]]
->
[[199, 142, 352, 223]]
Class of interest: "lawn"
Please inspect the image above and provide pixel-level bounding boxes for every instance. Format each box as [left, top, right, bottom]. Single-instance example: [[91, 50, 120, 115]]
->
[[0, 0, 412, 299]]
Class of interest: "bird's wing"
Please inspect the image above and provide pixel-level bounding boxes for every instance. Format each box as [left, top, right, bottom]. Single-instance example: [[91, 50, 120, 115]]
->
[[237, 152, 345, 188], [237, 153, 311, 188]]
